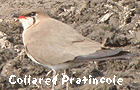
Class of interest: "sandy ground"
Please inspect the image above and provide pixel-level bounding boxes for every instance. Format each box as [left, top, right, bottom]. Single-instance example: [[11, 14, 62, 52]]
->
[[0, 0, 140, 90]]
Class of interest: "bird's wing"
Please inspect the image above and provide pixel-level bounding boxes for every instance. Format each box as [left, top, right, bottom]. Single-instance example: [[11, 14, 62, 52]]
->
[[25, 18, 102, 65], [73, 48, 132, 63]]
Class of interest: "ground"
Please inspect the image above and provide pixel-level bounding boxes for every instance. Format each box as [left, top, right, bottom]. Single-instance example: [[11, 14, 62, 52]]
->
[[0, 0, 140, 90]]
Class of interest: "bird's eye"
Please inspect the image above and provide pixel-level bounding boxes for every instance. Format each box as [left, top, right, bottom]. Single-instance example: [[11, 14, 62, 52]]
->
[[29, 12, 36, 17]]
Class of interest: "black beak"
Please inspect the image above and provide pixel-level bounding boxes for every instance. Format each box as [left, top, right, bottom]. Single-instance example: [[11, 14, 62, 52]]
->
[[13, 14, 20, 18]]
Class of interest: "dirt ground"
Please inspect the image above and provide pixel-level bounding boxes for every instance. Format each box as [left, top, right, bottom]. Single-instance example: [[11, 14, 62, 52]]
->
[[0, 0, 140, 90]]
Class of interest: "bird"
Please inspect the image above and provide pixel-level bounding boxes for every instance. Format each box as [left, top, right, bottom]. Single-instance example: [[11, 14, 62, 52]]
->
[[13, 9, 131, 89]]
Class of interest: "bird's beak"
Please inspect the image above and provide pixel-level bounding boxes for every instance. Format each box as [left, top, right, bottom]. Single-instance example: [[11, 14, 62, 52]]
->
[[13, 14, 26, 19], [13, 14, 20, 18]]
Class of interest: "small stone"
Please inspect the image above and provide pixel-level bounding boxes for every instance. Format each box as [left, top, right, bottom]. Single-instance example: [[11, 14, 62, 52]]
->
[[98, 12, 113, 23]]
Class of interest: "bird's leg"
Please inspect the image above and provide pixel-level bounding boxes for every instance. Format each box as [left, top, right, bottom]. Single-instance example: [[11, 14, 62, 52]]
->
[[52, 69, 57, 90], [46, 70, 52, 77], [64, 69, 69, 90]]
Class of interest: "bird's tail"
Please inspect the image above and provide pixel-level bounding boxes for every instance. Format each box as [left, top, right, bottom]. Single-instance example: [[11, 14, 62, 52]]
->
[[72, 48, 137, 62]]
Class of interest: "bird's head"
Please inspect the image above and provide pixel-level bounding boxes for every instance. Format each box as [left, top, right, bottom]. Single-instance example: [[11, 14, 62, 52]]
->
[[13, 9, 48, 30]]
